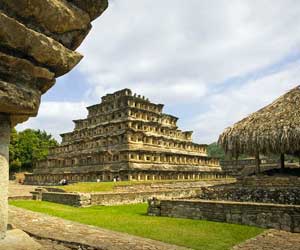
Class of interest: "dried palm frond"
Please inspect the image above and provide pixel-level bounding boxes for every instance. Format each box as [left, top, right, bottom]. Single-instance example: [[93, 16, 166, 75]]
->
[[218, 85, 300, 158]]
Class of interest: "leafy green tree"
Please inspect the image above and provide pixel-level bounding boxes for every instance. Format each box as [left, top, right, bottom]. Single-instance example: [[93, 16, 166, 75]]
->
[[9, 129, 58, 172], [207, 142, 226, 160]]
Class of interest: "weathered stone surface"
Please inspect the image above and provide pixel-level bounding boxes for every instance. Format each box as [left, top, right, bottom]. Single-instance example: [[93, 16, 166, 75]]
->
[[0, 52, 52, 124], [0, 11, 83, 76], [0, 52, 55, 93], [0, 0, 108, 124], [1, 0, 90, 34], [199, 186, 300, 205], [0, 0, 92, 50], [233, 229, 300, 250], [67, 0, 109, 20], [0, 229, 41, 250], [0, 80, 40, 117]]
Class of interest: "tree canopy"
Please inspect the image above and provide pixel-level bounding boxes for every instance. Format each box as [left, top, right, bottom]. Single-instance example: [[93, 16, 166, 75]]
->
[[9, 128, 58, 172], [207, 142, 226, 160]]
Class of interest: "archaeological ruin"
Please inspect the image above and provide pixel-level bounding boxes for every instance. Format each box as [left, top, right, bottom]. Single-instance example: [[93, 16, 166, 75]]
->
[[25, 89, 222, 185], [148, 86, 300, 233], [0, 0, 108, 246]]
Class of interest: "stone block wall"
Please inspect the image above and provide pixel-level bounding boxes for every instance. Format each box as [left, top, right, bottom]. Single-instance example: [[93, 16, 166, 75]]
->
[[113, 179, 235, 193], [41, 192, 91, 207], [237, 176, 300, 188], [148, 199, 300, 232], [199, 186, 300, 205], [35, 188, 200, 207], [90, 189, 199, 206]]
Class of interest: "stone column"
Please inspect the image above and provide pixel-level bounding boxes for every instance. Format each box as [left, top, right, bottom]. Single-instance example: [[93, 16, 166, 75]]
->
[[0, 114, 10, 239]]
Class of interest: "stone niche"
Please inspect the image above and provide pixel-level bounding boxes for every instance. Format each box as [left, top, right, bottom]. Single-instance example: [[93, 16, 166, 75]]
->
[[0, 0, 108, 244]]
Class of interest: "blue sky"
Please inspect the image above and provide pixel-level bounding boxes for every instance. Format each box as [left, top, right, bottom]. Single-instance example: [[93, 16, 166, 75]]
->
[[18, 0, 300, 144]]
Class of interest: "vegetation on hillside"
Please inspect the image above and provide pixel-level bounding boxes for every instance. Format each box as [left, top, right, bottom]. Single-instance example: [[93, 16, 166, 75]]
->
[[9, 128, 58, 172], [207, 142, 226, 160], [10, 201, 263, 250]]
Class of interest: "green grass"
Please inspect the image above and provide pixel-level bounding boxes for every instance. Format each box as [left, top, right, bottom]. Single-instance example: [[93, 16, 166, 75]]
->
[[55, 181, 135, 193], [55, 179, 235, 193], [10, 200, 263, 250]]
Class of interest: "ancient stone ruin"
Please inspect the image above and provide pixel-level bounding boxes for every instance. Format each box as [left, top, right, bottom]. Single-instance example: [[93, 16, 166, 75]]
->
[[0, 0, 108, 243], [148, 87, 300, 233], [25, 88, 222, 185]]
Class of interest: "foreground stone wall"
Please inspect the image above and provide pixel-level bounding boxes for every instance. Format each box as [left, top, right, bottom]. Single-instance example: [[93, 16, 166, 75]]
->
[[148, 199, 300, 232]]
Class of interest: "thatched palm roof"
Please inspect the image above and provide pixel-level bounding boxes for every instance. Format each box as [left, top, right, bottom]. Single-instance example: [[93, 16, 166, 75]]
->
[[218, 86, 300, 158]]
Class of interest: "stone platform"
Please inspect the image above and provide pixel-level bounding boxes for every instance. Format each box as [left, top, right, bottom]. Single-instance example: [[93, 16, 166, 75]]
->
[[0, 229, 41, 250], [8, 181, 37, 200], [233, 229, 300, 250]]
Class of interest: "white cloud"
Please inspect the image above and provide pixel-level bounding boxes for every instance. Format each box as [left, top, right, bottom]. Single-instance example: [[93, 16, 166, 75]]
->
[[78, 0, 300, 100], [18, 0, 300, 144], [189, 62, 300, 143], [16, 102, 88, 142]]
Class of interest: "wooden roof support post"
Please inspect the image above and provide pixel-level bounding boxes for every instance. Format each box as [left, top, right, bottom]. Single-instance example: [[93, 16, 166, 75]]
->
[[280, 153, 285, 170], [255, 151, 261, 175]]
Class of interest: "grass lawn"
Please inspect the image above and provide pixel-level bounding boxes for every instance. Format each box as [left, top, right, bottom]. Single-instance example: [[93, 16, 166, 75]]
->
[[10, 200, 263, 250], [55, 179, 235, 193]]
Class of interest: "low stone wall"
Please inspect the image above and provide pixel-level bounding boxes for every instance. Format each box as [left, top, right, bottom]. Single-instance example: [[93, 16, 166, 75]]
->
[[199, 186, 300, 205], [237, 176, 300, 188], [35, 189, 200, 207], [197, 176, 300, 205], [41, 192, 91, 207], [113, 179, 235, 193], [148, 199, 300, 232], [8, 196, 32, 201], [90, 189, 198, 206]]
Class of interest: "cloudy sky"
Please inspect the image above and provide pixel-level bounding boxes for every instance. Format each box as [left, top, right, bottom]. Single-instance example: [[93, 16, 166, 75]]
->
[[18, 0, 300, 144]]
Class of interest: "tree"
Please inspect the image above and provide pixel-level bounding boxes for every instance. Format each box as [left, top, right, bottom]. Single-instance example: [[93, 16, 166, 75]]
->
[[207, 142, 226, 160], [9, 129, 58, 172]]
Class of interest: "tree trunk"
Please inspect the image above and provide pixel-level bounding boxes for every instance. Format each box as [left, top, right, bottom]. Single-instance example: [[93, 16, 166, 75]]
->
[[255, 152, 261, 174], [0, 114, 10, 239], [280, 153, 285, 171]]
